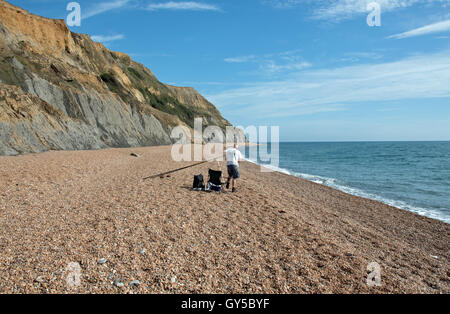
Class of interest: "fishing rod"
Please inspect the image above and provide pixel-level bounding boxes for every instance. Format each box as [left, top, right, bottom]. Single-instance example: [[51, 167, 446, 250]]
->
[[143, 161, 208, 180], [142, 153, 225, 180]]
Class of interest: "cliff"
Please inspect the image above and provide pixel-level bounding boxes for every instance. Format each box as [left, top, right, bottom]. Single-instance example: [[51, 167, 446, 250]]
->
[[0, 0, 238, 155]]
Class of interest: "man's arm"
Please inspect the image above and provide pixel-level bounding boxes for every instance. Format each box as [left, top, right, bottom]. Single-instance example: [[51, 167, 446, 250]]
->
[[238, 150, 243, 163]]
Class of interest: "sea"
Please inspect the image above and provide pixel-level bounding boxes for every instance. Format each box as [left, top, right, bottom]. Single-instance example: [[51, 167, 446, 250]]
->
[[243, 141, 450, 224]]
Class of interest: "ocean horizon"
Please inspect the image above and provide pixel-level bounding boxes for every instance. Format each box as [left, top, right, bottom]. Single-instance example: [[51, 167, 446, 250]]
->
[[244, 141, 450, 223]]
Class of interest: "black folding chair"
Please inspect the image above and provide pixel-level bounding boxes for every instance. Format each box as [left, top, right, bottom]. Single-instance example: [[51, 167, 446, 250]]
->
[[207, 169, 223, 192]]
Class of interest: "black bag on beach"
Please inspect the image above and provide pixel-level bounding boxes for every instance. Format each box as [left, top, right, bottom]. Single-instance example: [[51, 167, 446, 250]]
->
[[193, 174, 204, 190]]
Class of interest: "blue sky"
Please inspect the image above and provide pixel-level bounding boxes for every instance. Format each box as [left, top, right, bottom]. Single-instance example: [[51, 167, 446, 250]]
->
[[8, 0, 450, 141]]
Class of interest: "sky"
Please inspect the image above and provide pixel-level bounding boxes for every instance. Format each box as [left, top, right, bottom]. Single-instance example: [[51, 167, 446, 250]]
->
[[7, 0, 450, 141]]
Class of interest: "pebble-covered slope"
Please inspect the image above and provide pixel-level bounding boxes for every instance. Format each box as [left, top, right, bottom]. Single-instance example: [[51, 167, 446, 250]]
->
[[0, 146, 448, 293]]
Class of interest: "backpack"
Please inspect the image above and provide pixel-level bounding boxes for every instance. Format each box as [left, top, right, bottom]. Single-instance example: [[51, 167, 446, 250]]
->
[[193, 174, 204, 190]]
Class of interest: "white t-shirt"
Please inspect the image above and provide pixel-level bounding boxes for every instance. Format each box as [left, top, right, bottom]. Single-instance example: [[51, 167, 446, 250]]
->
[[226, 148, 243, 166]]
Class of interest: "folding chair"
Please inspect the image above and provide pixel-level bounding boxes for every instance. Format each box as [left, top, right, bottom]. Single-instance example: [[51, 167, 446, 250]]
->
[[207, 169, 223, 192]]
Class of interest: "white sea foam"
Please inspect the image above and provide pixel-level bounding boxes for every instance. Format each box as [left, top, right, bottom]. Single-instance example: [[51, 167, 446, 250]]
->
[[247, 158, 449, 224]]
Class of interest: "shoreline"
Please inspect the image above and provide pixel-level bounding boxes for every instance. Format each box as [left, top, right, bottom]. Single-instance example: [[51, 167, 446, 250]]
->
[[248, 159, 449, 225], [0, 146, 448, 293]]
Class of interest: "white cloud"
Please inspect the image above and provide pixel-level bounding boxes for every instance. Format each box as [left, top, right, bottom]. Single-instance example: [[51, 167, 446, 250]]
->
[[387, 19, 450, 39], [263, 61, 312, 73], [146, 1, 221, 11], [263, 0, 312, 9], [83, 0, 131, 19], [91, 34, 125, 43], [339, 52, 384, 62], [224, 50, 311, 75], [265, 0, 450, 21], [224, 55, 257, 63], [207, 51, 450, 118], [314, 0, 424, 20]]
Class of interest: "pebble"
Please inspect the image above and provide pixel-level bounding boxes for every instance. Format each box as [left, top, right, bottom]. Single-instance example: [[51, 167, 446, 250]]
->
[[98, 258, 107, 265], [114, 279, 124, 288], [139, 249, 146, 255], [130, 153, 140, 158], [129, 280, 141, 287], [35, 276, 44, 283], [171, 276, 177, 283]]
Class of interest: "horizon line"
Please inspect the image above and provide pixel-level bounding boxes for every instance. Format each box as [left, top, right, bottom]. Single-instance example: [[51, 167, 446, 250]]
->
[[254, 140, 450, 143]]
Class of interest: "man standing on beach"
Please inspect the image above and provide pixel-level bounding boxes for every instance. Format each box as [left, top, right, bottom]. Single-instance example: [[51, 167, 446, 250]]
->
[[225, 144, 243, 193]]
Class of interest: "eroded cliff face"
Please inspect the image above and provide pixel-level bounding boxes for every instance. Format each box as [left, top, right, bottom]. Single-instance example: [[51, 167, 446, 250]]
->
[[0, 0, 237, 155]]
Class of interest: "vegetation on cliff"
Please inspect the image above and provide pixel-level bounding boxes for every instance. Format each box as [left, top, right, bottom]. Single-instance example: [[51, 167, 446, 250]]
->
[[0, 0, 235, 155]]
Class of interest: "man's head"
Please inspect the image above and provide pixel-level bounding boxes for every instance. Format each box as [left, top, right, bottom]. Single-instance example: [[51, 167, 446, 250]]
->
[[234, 144, 239, 149]]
